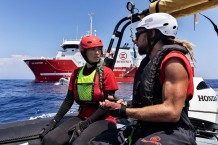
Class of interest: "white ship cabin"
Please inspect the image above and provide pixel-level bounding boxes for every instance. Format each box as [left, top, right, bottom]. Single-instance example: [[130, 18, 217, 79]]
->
[[113, 45, 143, 68], [55, 39, 85, 66]]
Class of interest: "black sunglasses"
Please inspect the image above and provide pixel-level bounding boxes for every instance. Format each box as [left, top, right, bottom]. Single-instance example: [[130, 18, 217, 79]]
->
[[135, 30, 147, 40]]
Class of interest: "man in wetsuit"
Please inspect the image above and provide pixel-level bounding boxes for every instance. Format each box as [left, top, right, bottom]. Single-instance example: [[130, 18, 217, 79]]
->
[[89, 13, 197, 145]]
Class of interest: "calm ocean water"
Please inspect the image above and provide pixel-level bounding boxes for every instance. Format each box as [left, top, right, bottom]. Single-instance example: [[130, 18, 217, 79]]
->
[[0, 79, 217, 124], [0, 80, 133, 124]]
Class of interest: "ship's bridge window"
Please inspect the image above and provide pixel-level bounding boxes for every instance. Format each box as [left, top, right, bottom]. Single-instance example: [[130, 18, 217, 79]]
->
[[196, 81, 210, 90], [63, 44, 79, 49]]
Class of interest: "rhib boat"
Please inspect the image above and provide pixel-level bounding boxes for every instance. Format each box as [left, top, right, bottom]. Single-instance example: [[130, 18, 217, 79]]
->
[[1, 1, 218, 145]]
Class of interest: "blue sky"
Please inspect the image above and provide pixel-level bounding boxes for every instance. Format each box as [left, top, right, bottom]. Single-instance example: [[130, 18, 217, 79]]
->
[[0, 0, 218, 79]]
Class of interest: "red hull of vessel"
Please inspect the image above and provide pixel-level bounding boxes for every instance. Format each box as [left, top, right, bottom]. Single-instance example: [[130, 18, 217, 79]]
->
[[24, 59, 137, 83], [24, 59, 77, 82]]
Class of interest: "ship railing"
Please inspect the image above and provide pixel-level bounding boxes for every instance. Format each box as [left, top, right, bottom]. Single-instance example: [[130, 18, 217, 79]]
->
[[26, 57, 54, 60]]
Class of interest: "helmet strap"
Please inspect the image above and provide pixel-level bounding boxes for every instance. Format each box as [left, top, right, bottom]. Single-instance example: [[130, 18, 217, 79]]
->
[[81, 51, 89, 62], [146, 30, 163, 55], [81, 51, 100, 66]]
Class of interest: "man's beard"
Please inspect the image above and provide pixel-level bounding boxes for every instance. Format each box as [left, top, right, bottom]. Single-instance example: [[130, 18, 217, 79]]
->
[[138, 46, 148, 55]]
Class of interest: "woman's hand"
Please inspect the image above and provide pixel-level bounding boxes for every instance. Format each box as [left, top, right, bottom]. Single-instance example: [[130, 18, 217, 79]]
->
[[100, 100, 127, 118]]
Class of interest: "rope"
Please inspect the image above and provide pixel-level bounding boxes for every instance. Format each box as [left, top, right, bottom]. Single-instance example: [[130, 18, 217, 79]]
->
[[0, 134, 40, 144], [129, 14, 137, 58], [97, 61, 104, 100], [129, 14, 134, 42], [189, 109, 218, 114]]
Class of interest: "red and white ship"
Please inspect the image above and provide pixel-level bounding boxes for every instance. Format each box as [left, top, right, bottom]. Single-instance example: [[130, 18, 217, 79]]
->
[[24, 39, 142, 83]]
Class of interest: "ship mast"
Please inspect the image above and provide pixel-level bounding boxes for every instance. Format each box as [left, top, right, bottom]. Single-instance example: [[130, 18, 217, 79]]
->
[[88, 13, 95, 35]]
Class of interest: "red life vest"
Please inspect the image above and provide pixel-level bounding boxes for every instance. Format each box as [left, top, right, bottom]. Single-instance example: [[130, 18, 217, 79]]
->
[[160, 51, 194, 100]]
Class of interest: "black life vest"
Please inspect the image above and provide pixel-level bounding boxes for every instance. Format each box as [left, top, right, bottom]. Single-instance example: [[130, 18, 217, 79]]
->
[[132, 44, 194, 131], [132, 44, 188, 107]]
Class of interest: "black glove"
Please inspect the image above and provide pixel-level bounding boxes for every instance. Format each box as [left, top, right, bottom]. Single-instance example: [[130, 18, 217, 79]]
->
[[68, 119, 91, 143], [100, 103, 127, 118], [40, 119, 57, 138]]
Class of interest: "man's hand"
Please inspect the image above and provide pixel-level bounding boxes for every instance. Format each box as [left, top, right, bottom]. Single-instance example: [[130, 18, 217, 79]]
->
[[100, 100, 127, 118], [40, 119, 57, 138], [68, 120, 90, 143], [116, 99, 128, 106]]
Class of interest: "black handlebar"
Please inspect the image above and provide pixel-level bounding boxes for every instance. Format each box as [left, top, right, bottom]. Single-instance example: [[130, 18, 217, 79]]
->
[[104, 9, 149, 69]]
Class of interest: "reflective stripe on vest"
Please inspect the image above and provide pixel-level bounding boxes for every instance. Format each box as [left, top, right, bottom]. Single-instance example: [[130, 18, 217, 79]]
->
[[77, 66, 96, 101]]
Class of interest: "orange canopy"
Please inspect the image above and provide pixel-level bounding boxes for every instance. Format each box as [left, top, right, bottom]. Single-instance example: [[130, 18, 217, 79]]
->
[[149, 0, 218, 18]]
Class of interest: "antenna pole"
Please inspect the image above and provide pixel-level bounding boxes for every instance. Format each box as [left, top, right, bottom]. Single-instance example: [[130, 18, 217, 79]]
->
[[76, 24, 78, 40], [88, 13, 94, 35]]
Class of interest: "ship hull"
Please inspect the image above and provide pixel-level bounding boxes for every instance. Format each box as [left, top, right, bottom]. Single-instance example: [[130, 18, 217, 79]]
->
[[24, 59, 137, 83], [24, 59, 77, 82]]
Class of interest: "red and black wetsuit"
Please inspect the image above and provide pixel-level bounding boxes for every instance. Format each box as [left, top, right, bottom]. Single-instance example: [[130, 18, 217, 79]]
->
[[69, 65, 118, 123], [42, 64, 118, 145]]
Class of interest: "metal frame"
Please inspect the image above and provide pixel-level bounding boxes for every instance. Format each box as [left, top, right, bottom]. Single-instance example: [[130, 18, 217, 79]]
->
[[104, 10, 149, 70]]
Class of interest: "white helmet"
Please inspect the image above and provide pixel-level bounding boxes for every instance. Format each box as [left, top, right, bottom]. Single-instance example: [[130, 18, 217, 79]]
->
[[136, 13, 178, 38]]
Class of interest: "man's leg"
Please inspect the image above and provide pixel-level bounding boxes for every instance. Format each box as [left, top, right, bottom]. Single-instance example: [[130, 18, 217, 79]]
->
[[134, 128, 197, 145], [88, 125, 133, 145]]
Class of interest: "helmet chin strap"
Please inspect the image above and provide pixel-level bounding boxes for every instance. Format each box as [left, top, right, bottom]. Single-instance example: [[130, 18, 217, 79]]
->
[[81, 51, 100, 66], [146, 30, 163, 56]]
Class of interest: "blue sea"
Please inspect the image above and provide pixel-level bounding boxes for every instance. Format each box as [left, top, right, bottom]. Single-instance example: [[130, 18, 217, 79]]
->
[[0, 79, 217, 124], [0, 80, 133, 124]]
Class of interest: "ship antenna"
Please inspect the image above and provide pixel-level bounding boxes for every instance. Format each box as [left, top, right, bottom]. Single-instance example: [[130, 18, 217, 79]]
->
[[76, 24, 79, 40], [88, 13, 95, 35], [94, 30, 97, 36]]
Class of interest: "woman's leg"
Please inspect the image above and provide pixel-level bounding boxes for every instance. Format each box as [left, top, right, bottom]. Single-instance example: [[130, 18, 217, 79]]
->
[[72, 120, 117, 145], [42, 117, 82, 145]]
